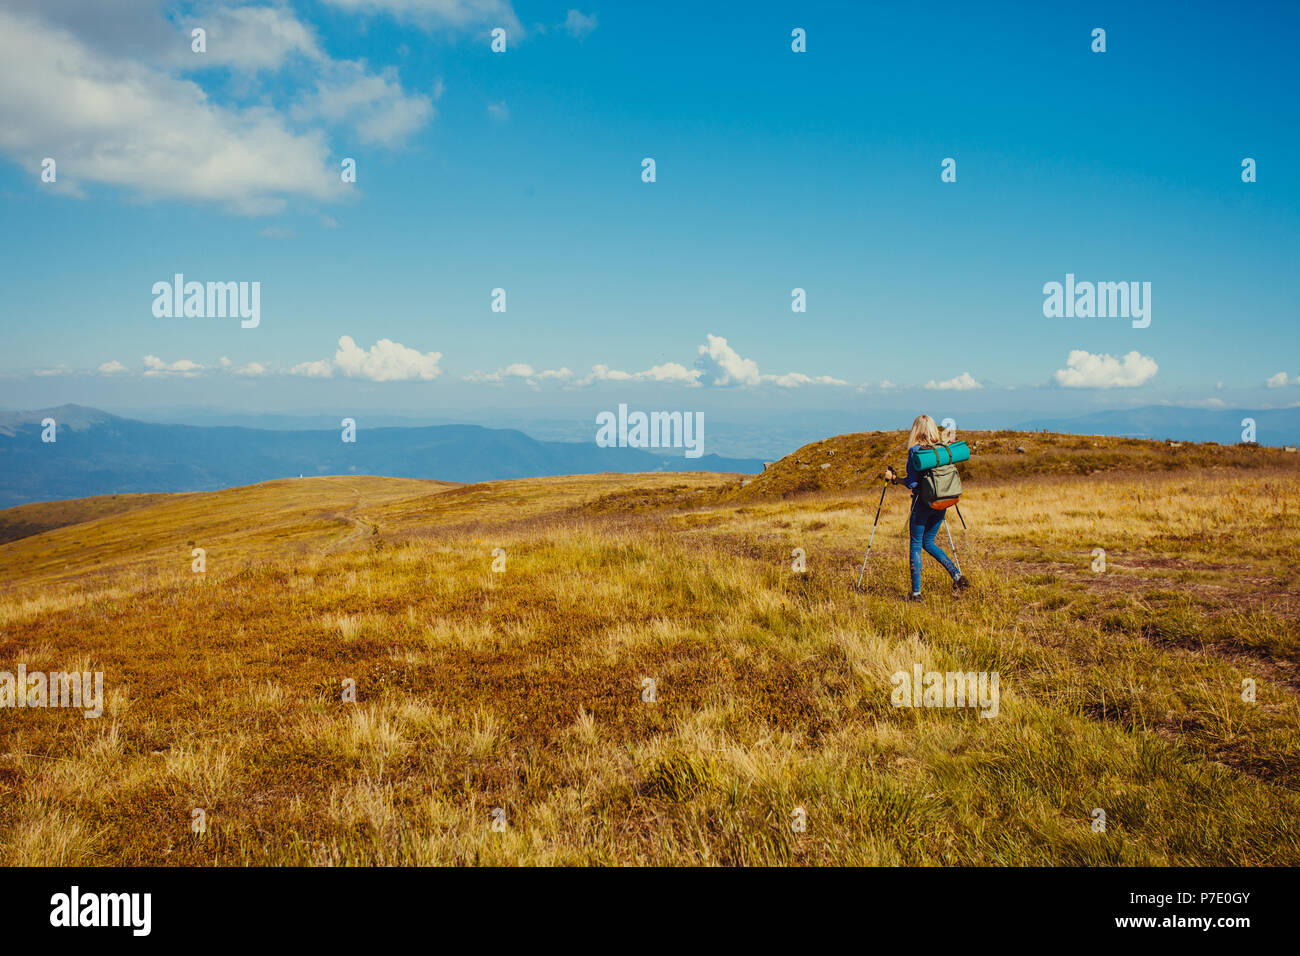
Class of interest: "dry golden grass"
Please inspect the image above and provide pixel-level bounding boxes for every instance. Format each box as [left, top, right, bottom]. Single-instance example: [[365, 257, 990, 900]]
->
[[0, 434, 1297, 865], [0, 492, 176, 546]]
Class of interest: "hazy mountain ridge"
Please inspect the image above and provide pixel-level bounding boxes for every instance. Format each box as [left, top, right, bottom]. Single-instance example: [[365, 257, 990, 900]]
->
[[6, 402, 1299, 508], [1016, 405, 1300, 444], [0, 406, 764, 506]]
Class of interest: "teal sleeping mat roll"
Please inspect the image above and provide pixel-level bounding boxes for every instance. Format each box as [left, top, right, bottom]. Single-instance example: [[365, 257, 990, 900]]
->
[[910, 440, 970, 471]]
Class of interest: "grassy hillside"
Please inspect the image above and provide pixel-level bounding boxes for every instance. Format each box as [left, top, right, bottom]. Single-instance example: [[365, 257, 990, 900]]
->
[[1, 433, 1297, 865], [0, 492, 175, 546], [715, 429, 1291, 503]]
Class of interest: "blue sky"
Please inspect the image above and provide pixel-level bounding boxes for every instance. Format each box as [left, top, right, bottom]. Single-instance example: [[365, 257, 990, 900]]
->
[[1, 0, 1298, 426]]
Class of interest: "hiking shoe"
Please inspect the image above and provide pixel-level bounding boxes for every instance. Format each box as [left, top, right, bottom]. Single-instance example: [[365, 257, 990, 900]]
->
[[953, 574, 971, 592], [907, 592, 923, 602]]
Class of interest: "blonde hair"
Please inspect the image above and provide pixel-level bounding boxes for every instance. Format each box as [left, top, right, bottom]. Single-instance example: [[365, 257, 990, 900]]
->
[[908, 414, 940, 448]]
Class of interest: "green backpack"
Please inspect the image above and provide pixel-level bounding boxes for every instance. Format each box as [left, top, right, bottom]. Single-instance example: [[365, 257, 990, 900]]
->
[[911, 442, 966, 511]]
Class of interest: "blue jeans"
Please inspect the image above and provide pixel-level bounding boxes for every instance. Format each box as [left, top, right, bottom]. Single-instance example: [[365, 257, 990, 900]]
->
[[909, 498, 960, 593]]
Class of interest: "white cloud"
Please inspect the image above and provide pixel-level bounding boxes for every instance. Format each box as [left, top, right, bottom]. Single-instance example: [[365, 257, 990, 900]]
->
[[292, 62, 435, 148], [163, 356, 273, 377], [580, 362, 701, 386], [291, 359, 335, 378], [0, 9, 346, 215], [636, 362, 701, 384], [0, 5, 437, 212], [765, 371, 849, 388], [487, 100, 509, 121], [564, 10, 598, 39], [180, 5, 326, 72], [924, 371, 982, 391], [191, 6, 436, 150], [33, 365, 72, 377], [464, 361, 700, 388], [1053, 350, 1158, 389], [879, 380, 896, 390], [463, 335, 846, 390], [333, 335, 443, 381], [142, 355, 204, 377], [465, 363, 576, 386], [696, 334, 762, 386], [98, 360, 128, 375], [321, 0, 523, 35], [1266, 371, 1291, 388]]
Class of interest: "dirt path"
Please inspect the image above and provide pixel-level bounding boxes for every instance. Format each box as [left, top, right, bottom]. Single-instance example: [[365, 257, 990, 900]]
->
[[324, 484, 381, 553]]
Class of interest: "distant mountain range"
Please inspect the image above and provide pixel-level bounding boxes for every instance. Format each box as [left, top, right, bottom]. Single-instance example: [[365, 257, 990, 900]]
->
[[1016, 406, 1300, 445], [4, 403, 1297, 508], [99, 403, 1300, 456], [0, 405, 765, 506]]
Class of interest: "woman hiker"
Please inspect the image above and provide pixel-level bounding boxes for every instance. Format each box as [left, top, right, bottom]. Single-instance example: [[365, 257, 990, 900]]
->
[[883, 414, 971, 601]]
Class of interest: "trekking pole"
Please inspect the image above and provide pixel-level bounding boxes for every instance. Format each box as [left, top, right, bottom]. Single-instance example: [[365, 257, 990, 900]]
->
[[944, 513, 961, 576], [954, 503, 967, 530], [856, 482, 890, 588]]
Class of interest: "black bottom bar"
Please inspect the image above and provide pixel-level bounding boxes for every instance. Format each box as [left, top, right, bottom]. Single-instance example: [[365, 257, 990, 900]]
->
[[1, 866, 1278, 942]]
